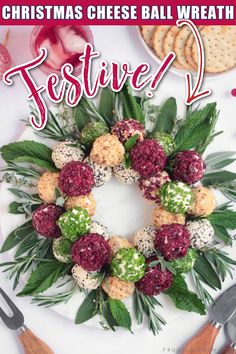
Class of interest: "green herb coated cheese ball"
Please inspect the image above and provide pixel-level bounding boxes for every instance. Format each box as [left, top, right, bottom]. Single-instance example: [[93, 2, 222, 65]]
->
[[170, 249, 197, 274], [150, 132, 175, 156], [80, 122, 109, 147], [111, 248, 145, 282], [53, 237, 73, 263], [160, 181, 193, 214], [58, 207, 91, 241]]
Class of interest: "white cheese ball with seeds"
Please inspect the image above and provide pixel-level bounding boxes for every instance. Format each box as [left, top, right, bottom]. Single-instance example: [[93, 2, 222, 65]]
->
[[113, 162, 140, 184], [72, 264, 100, 290], [52, 141, 84, 169], [90, 221, 111, 241], [133, 226, 156, 258], [186, 219, 214, 249], [84, 157, 112, 187]]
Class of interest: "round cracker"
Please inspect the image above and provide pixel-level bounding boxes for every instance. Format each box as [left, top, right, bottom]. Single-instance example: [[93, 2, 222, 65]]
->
[[163, 26, 182, 69], [185, 26, 204, 70], [192, 26, 236, 73], [141, 26, 156, 48], [153, 25, 171, 60], [174, 26, 194, 70]]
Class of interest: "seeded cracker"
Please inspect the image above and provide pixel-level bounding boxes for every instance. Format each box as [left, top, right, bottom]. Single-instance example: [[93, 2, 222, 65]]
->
[[141, 25, 156, 48], [174, 26, 194, 70], [163, 26, 182, 69], [153, 25, 171, 60], [184, 26, 204, 70], [192, 26, 236, 73]]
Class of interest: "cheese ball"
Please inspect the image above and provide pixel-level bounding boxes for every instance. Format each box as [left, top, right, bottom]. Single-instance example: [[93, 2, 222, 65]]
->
[[53, 237, 73, 263], [58, 207, 91, 241], [170, 249, 197, 274], [90, 221, 111, 241], [80, 122, 109, 147], [139, 171, 170, 203], [111, 119, 145, 144], [84, 157, 112, 187], [111, 248, 146, 282], [150, 132, 175, 156], [72, 264, 100, 290], [133, 226, 156, 258], [160, 181, 193, 214], [37, 172, 59, 203], [102, 276, 135, 300], [32, 204, 64, 238], [109, 236, 133, 259], [90, 134, 125, 167], [113, 162, 140, 184], [51, 141, 84, 169], [65, 193, 96, 216], [153, 205, 185, 228], [186, 219, 214, 249], [188, 186, 216, 217]]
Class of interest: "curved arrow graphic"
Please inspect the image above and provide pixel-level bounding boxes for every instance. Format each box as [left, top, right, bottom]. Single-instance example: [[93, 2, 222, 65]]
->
[[176, 19, 211, 105]]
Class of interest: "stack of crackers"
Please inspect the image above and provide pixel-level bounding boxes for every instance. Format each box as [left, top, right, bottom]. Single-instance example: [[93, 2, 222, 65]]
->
[[141, 25, 236, 73]]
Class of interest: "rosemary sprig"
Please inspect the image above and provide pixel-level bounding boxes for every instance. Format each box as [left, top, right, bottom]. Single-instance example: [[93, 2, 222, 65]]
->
[[133, 290, 166, 335], [1, 162, 40, 179], [32, 282, 77, 307], [150, 250, 177, 274], [191, 269, 214, 308]]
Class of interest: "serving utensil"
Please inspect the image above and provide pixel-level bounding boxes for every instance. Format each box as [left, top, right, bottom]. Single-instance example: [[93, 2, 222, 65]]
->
[[0, 287, 54, 354], [182, 284, 236, 354], [221, 311, 236, 354]]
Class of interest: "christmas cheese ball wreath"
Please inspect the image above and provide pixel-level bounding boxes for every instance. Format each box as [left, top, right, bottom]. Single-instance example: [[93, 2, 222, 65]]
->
[[1, 85, 236, 335]]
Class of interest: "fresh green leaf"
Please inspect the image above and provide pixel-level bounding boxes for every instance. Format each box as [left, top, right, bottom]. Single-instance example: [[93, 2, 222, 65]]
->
[[205, 151, 236, 171], [118, 82, 145, 124], [124, 134, 139, 152], [212, 225, 232, 246], [191, 269, 214, 307], [101, 301, 118, 331], [108, 298, 132, 331], [194, 253, 221, 290], [98, 87, 115, 121], [0, 141, 57, 171], [202, 171, 236, 186], [0, 220, 34, 253], [17, 261, 70, 296], [165, 275, 206, 315], [208, 210, 236, 229], [174, 103, 218, 153], [73, 96, 106, 131], [154, 97, 177, 134], [75, 290, 98, 324]]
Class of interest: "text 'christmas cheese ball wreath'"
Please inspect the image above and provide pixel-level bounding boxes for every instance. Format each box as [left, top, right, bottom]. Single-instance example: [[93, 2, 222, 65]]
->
[[1, 85, 236, 335]]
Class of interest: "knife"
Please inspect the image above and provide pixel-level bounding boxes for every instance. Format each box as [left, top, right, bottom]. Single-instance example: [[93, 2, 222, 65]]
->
[[182, 284, 236, 354], [0, 287, 54, 354], [221, 311, 236, 354]]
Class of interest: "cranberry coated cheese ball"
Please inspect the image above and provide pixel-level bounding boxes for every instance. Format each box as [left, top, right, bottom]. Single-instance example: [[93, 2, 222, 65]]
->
[[111, 119, 145, 144], [139, 171, 170, 203], [51, 141, 84, 169], [130, 139, 166, 178], [90, 134, 125, 167], [171, 150, 206, 185], [32, 204, 64, 238], [37, 172, 59, 203], [59, 161, 94, 197]]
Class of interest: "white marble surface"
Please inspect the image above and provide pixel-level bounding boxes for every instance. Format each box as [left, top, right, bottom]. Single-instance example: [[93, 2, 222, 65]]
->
[[0, 25, 236, 354]]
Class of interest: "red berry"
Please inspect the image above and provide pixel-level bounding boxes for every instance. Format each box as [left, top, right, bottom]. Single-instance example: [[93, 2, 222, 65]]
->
[[231, 89, 236, 97]]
